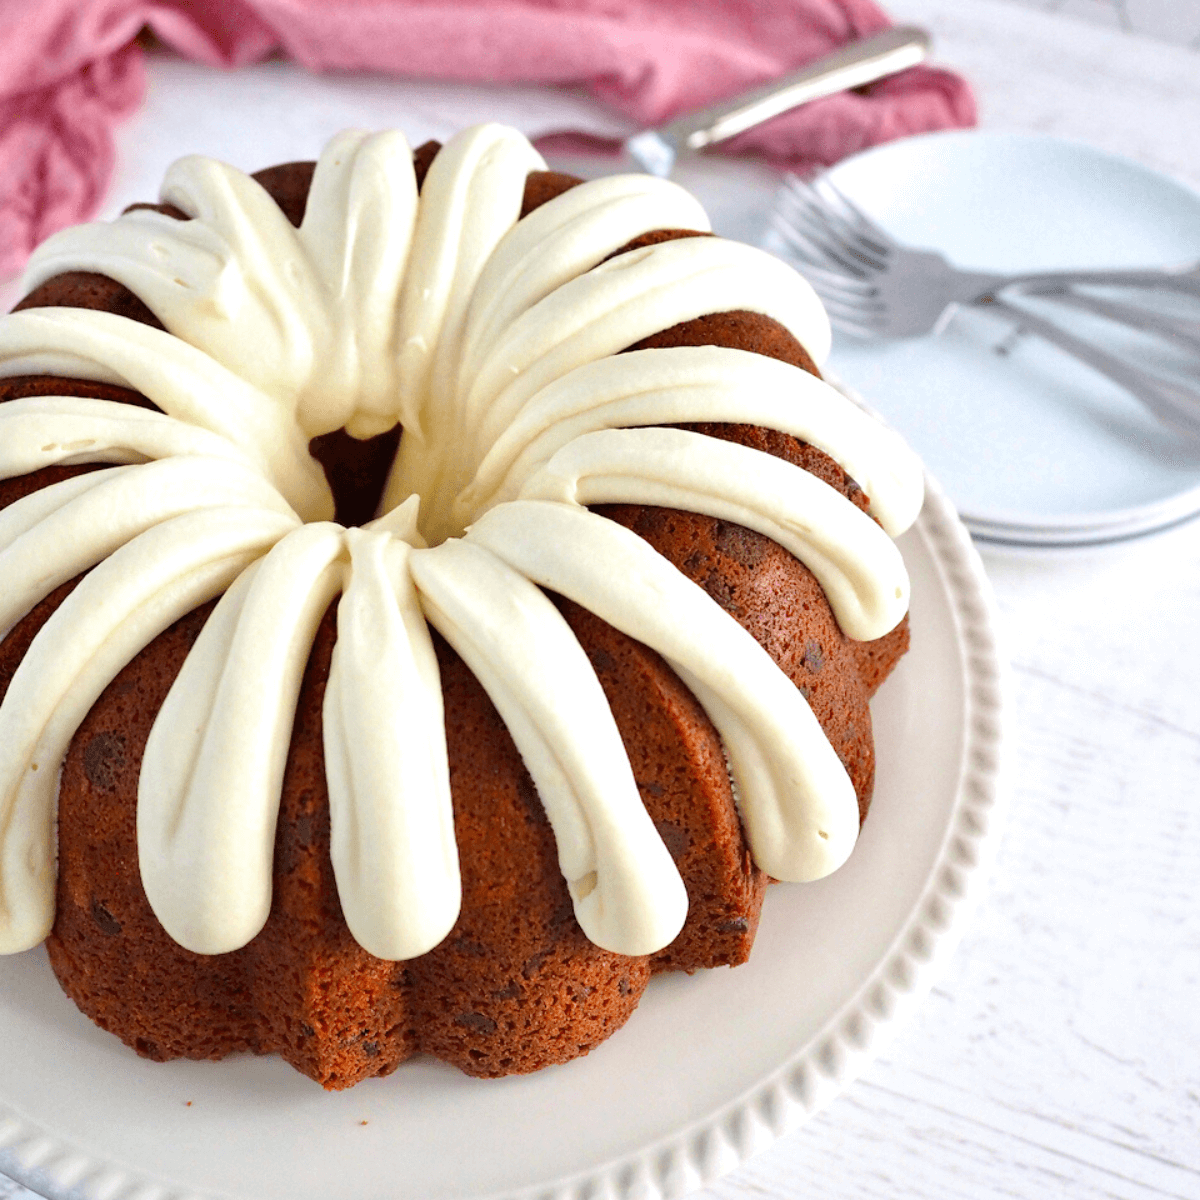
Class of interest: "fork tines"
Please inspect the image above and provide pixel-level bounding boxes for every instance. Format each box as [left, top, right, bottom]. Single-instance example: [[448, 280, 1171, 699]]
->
[[777, 176, 893, 271], [770, 176, 894, 336]]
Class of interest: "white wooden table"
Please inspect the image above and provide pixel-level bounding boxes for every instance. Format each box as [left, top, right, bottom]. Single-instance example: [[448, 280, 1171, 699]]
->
[[3, 2, 1198, 1197]]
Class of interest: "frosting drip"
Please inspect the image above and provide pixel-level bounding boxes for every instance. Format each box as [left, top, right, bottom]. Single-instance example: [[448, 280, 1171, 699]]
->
[[139, 523, 348, 955], [324, 507, 459, 963], [466, 503, 860, 882], [0, 124, 923, 961]]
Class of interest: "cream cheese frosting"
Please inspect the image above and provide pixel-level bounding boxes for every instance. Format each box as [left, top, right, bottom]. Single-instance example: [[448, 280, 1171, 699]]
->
[[0, 124, 923, 961]]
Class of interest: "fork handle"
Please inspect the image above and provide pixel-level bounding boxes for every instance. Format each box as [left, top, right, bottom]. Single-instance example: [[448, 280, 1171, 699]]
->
[[659, 26, 930, 152], [997, 264, 1200, 298], [987, 296, 1200, 442], [1026, 288, 1200, 354]]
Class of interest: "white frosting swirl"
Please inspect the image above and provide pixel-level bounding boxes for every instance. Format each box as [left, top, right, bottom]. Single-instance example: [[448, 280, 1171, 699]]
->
[[456, 346, 922, 537], [0, 309, 333, 521], [0, 124, 923, 960], [0, 456, 297, 636], [24, 130, 420, 443]]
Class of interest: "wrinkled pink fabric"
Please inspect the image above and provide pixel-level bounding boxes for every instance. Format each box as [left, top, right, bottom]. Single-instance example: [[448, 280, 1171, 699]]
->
[[0, 0, 974, 278]]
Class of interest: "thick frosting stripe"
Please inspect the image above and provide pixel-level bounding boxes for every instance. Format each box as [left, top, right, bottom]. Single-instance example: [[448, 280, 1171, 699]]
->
[[137, 564, 258, 943], [0, 469, 121, 559], [394, 125, 545, 439], [382, 126, 545, 524], [465, 501, 860, 882], [138, 523, 346, 955], [325, 524, 459, 961], [669, 664, 858, 882], [23, 162, 311, 412], [294, 130, 417, 438], [461, 236, 832, 468], [0, 506, 299, 953], [0, 455, 298, 637], [458, 345, 924, 536], [21, 196, 230, 322], [0, 309, 333, 521], [457, 174, 711, 391], [519, 427, 910, 642], [0, 395, 260, 478], [23, 133, 419, 443], [409, 539, 689, 956]]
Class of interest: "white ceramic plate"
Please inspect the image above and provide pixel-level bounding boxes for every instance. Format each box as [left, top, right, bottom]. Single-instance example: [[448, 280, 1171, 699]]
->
[[811, 131, 1200, 546], [0, 469, 1004, 1200]]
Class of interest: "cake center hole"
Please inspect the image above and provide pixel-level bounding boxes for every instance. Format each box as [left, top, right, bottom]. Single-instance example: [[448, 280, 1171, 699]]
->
[[308, 425, 403, 529]]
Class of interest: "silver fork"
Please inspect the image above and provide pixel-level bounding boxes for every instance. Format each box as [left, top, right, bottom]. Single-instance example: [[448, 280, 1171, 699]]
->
[[771, 174, 1200, 338], [982, 294, 1200, 443], [771, 174, 1200, 439]]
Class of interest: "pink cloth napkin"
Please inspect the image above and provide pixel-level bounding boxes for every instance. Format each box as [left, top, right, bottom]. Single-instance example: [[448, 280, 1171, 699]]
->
[[0, 0, 975, 279]]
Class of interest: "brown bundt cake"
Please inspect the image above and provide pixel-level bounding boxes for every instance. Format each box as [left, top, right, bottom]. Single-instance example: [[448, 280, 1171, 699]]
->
[[0, 126, 922, 1088]]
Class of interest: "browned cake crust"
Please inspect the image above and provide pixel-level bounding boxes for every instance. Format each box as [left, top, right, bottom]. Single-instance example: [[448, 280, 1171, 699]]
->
[[1, 144, 908, 1088]]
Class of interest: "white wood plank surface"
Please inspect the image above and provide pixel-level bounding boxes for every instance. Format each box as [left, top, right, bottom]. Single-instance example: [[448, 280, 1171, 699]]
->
[[2, 3, 1198, 1198]]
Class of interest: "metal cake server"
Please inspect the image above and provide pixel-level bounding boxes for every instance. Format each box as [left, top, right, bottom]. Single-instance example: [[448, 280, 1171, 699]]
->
[[622, 26, 931, 178]]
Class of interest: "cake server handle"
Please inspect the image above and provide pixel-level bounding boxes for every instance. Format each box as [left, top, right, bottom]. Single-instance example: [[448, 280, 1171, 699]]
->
[[624, 26, 931, 177]]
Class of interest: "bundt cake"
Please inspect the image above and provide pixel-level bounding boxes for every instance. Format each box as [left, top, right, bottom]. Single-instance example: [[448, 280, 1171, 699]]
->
[[0, 125, 923, 1088]]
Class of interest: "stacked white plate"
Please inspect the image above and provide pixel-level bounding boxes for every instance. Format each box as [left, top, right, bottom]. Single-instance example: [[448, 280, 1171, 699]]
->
[[811, 131, 1200, 548]]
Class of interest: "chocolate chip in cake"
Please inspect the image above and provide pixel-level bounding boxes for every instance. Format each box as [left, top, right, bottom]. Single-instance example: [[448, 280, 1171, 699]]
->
[[82, 732, 126, 791], [454, 1012, 497, 1035], [521, 949, 551, 979], [90, 899, 122, 936], [702, 572, 740, 614], [653, 819, 689, 862], [713, 520, 768, 569], [587, 646, 615, 674], [716, 917, 750, 934], [801, 640, 825, 674], [515, 771, 550, 829]]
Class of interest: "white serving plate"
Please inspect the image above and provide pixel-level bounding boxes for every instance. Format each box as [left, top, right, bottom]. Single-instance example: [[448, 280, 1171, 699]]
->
[[0, 467, 1004, 1200], [813, 131, 1200, 547]]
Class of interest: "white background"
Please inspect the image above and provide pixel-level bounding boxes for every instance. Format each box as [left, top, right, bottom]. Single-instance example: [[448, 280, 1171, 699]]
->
[[995, 0, 1200, 49]]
